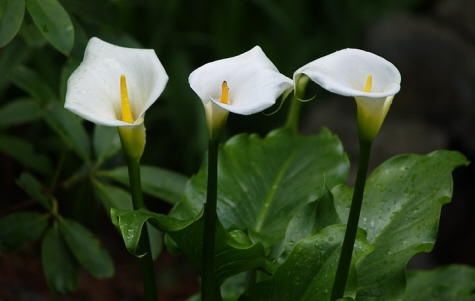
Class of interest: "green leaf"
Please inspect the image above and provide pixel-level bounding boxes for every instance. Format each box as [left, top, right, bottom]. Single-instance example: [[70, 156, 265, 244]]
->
[[93, 125, 121, 165], [44, 102, 91, 161], [331, 151, 468, 301], [243, 225, 372, 301], [188, 276, 245, 301], [19, 21, 46, 48], [99, 165, 188, 205], [0, 211, 49, 252], [187, 128, 349, 247], [0, 98, 42, 128], [25, 0, 74, 55], [112, 128, 348, 285], [171, 219, 267, 283], [17, 172, 52, 209], [0, 0, 25, 47], [221, 273, 248, 301], [9, 65, 56, 102], [111, 208, 266, 283], [272, 199, 319, 261], [41, 224, 78, 293], [404, 265, 475, 301], [111, 208, 195, 256], [58, 218, 114, 278], [0, 41, 30, 91], [0, 134, 52, 174], [92, 180, 132, 212]]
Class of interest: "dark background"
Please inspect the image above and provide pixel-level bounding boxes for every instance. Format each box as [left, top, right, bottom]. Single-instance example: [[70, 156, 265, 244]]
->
[[1, 0, 474, 300]]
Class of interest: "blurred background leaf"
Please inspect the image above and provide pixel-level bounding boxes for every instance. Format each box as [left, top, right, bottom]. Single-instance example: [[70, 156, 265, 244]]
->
[[0, 211, 49, 252], [0, 0, 25, 47], [41, 224, 79, 293], [59, 217, 114, 278], [98, 165, 188, 205], [25, 0, 74, 55]]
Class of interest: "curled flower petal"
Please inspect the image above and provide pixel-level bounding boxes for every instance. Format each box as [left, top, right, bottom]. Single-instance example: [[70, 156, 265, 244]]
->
[[295, 48, 401, 140], [189, 46, 293, 116], [65, 37, 168, 127], [294, 48, 401, 99]]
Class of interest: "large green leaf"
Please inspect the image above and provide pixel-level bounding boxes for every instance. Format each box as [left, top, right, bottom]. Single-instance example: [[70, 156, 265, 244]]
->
[[99, 165, 188, 205], [242, 225, 372, 301], [0, 98, 42, 128], [41, 224, 78, 293], [330, 151, 468, 301], [187, 128, 349, 247], [112, 128, 348, 285], [25, 0, 74, 55], [272, 198, 319, 261], [44, 102, 91, 161], [0, 134, 52, 174], [0, 211, 49, 252], [403, 265, 475, 301], [58, 218, 114, 278], [0, 0, 25, 47]]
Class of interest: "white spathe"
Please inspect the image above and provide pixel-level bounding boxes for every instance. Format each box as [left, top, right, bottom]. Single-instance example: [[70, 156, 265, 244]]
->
[[65, 37, 168, 127], [294, 48, 401, 140], [189, 46, 293, 116], [293, 48, 401, 98]]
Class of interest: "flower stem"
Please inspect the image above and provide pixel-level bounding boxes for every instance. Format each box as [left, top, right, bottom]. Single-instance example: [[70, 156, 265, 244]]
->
[[285, 75, 309, 132], [285, 95, 302, 132], [201, 138, 220, 301], [331, 138, 372, 301], [126, 157, 157, 301]]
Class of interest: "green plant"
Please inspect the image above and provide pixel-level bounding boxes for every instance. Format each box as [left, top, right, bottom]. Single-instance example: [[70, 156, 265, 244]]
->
[[0, 1, 473, 300]]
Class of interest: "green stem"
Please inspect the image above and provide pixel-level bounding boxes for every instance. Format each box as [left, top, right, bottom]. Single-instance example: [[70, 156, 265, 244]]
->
[[126, 158, 145, 209], [201, 138, 220, 301], [285, 75, 310, 132], [285, 95, 302, 132], [331, 138, 372, 301], [126, 157, 157, 301]]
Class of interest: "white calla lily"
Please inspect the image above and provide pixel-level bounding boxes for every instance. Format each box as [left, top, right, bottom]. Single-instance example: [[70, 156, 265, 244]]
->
[[189, 46, 293, 137], [65, 37, 168, 127], [294, 48, 401, 140]]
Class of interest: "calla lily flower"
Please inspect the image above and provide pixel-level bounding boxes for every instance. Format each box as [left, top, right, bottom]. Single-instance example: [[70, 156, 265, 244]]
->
[[65, 37, 168, 127], [189, 46, 293, 137], [294, 48, 401, 140]]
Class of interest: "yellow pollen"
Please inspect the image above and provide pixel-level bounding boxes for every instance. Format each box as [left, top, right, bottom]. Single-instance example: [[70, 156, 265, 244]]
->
[[219, 81, 230, 104], [120, 74, 134, 123], [363, 74, 373, 92]]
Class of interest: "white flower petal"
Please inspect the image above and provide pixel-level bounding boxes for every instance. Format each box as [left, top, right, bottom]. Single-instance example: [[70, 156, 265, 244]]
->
[[189, 46, 293, 115], [294, 48, 401, 98], [65, 37, 168, 126]]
